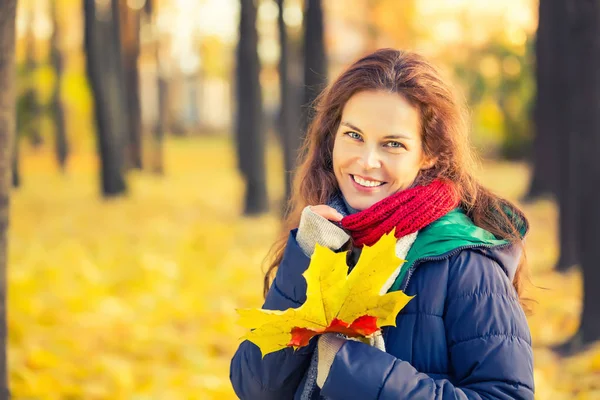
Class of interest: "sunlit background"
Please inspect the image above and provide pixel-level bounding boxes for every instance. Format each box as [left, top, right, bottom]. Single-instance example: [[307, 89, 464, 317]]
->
[[14, 0, 537, 155], [8, 0, 600, 399]]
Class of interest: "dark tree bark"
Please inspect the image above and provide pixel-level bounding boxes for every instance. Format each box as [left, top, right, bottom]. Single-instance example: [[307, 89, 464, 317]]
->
[[50, 0, 68, 171], [143, 0, 166, 174], [11, 8, 38, 188], [236, 0, 268, 215], [11, 135, 18, 188], [571, 0, 600, 348], [552, 0, 579, 272], [153, 75, 167, 175], [554, 0, 600, 355], [23, 9, 42, 148], [143, 0, 152, 16], [110, 0, 132, 163], [277, 0, 302, 205], [302, 0, 327, 131], [0, 1, 17, 398], [524, 0, 561, 201], [120, 0, 143, 170], [527, 0, 578, 272], [84, 0, 127, 197]]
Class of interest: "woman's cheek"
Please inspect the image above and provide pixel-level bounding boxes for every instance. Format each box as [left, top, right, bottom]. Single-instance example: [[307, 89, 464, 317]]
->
[[386, 157, 404, 173], [340, 143, 359, 161]]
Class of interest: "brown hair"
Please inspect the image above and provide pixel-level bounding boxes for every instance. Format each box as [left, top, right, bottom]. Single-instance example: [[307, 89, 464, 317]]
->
[[263, 49, 531, 311]]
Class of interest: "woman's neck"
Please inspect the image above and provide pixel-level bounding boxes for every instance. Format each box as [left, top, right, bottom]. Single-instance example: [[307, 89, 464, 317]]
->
[[342, 196, 360, 215]]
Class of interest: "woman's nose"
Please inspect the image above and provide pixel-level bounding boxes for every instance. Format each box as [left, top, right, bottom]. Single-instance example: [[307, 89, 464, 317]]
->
[[357, 148, 382, 170]]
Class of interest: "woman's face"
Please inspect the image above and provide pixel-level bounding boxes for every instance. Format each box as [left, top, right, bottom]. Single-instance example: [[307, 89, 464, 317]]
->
[[332, 90, 434, 211]]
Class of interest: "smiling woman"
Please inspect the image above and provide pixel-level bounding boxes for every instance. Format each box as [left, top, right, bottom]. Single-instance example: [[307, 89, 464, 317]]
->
[[231, 48, 534, 400]]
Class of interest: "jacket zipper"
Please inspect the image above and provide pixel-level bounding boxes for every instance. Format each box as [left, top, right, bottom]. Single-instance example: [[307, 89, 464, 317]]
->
[[382, 242, 512, 343]]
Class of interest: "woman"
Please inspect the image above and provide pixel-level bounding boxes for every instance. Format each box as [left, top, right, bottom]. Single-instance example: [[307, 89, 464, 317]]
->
[[230, 49, 534, 399]]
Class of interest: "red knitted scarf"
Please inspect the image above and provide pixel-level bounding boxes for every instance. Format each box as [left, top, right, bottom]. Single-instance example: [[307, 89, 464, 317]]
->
[[340, 179, 460, 247]]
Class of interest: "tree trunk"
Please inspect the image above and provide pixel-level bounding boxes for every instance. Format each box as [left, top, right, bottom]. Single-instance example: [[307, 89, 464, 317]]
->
[[153, 75, 167, 175], [84, 0, 127, 197], [524, 0, 560, 201], [0, 0, 17, 397], [302, 0, 327, 131], [553, 0, 579, 272], [142, 0, 166, 174], [11, 135, 18, 188], [50, 0, 68, 171], [572, 0, 600, 348], [556, 106, 579, 273], [120, 0, 143, 170], [277, 0, 302, 206], [23, 8, 42, 148], [554, 0, 600, 355], [236, 0, 268, 215], [110, 0, 132, 169]]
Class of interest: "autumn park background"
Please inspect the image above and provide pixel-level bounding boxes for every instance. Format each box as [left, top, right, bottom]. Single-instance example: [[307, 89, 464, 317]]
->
[[0, 0, 599, 398]]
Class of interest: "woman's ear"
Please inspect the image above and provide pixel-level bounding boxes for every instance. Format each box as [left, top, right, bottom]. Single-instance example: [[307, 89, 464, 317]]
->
[[420, 156, 437, 171]]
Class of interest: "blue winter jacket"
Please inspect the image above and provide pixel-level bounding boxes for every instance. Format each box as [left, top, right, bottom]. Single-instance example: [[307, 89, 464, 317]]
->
[[230, 208, 534, 399]]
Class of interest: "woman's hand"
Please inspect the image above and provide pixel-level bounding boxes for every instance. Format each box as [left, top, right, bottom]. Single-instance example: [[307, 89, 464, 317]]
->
[[309, 205, 344, 223]]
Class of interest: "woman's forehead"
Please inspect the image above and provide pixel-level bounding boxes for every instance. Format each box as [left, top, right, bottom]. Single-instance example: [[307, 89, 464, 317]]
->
[[340, 91, 421, 138]]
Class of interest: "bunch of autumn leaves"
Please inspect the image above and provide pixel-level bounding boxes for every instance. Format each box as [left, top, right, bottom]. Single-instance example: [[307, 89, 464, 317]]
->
[[237, 231, 414, 356]]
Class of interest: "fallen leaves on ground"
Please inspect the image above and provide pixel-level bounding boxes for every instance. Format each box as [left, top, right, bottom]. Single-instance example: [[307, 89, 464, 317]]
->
[[7, 139, 600, 399]]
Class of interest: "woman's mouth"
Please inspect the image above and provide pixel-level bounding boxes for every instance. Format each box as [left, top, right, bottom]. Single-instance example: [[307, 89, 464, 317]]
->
[[350, 174, 386, 191]]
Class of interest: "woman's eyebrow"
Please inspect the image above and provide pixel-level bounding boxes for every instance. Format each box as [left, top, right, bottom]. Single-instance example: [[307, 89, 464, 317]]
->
[[340, 121, 414, 140], [383, 134, 414, 140], [340, 121, 363, 133]]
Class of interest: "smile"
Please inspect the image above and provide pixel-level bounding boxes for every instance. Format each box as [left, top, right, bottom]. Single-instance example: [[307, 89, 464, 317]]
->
[[351, 174, 386, 188]]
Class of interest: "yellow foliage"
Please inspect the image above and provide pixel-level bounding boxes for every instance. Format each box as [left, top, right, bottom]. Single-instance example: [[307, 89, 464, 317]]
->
[[7, 139, 600, 399], [237, 232, 413, 357], [9, 138, 282, 399], [335, 232, 412, 327]]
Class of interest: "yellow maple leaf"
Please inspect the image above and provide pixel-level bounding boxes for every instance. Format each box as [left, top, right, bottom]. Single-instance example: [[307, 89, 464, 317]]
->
[[237, 230, 414, 357]]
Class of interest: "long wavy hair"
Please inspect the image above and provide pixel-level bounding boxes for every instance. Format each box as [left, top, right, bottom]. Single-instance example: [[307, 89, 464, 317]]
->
[[263, 49, 530, 311]]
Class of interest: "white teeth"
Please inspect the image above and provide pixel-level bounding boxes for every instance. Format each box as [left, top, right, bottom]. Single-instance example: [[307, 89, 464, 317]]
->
[[352, 175, 384, 187]]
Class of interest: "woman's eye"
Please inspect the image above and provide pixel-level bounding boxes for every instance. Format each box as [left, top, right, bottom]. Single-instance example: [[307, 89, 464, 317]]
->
[[345, 131, 362, 140], [386, 141, 404, 149]]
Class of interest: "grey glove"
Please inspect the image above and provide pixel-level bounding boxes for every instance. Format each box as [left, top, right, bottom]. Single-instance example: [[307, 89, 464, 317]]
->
[[296, 206, 350, 257], [316, 333, 346, 388]]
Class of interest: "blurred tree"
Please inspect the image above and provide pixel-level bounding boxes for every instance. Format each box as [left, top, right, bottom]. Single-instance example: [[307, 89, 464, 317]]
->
[[14, 62, 35, 188], [277, 0, 302, 204], [12, 7, 39, 188], [0, 0, 17, 397], [563, 0, 600, 352], [143, 0, 167, 174], [235, 0, 268, 215], [525, 0, 562, 201], [119, 0, 143, 170], [10, 134, 18, 189], [84, 0, 128, 196], [153, 74, 167, 174], [303, 0, 327, 131], [495, 48, 534, 161], [22, 7, 42, 148], [551, 0, 579, 273], [50, 0, 69, 172], [450, 40, 534, 160]]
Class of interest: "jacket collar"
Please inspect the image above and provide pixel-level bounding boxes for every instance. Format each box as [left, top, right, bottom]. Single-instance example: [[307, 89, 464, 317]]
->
[[389, 207, 527, 292]]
